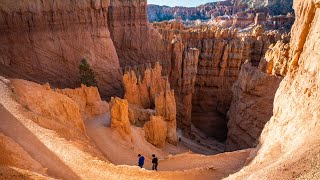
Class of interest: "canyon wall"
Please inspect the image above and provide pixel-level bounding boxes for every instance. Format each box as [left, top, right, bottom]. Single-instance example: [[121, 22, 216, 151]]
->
[[171, 48, 200, 132], [154, 22, 286, 140], [229, 0, 320, 178], [148, 0, 293, 23], [108, 0, 171, 72], [0, 0, 123, 98], [235, 0, 293, 15], [226, 39, 290, 151], [147, 1, 240, 22], [225, 62, 282, 151]]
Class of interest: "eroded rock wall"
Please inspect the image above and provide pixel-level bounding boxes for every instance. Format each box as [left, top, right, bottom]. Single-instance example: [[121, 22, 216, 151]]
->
[[226, 37, 290, 151], [154, 22, 286, 140], [260, 40, 290, 76], [225, 1, 291, 150], [108, 0, 171, 73], [0, 0, 123, 98], [225, 62, 282, 151], [173, 48, 200, 133], [228, 0, 320, 178]]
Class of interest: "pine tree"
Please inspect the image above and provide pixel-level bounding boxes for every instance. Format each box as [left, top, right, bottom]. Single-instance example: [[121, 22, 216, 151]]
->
[[79, 58, 98, 87]]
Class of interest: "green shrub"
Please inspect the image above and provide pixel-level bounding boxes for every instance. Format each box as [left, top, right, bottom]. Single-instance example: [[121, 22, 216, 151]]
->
[[79, 58, 98, 87]]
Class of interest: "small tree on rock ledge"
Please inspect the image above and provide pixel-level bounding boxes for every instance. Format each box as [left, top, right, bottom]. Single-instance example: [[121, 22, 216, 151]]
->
[[79, 58, 98, 87]]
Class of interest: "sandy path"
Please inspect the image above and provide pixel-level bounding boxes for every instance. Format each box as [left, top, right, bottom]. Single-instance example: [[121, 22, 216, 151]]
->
[[85, 111, 251, 174], [0, 85, 80, 179], [85, 113, 167, 169], [160, 150, 250, 172]]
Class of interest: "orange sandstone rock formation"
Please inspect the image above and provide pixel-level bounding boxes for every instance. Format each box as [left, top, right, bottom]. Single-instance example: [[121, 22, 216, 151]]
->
[[109, 97, 131, 138], [155, 90, 178, 145], [154, 22, 286, 140], [260, 40, 290, 76], [143, 116, 167, 148], [0, 0, 123, 98], [171, 47, 200, 133], [108, 0, 170, 70], [226, 61, 282, 151], [228, 0, 320, 178], [123, 62, 170, 109], [11, 79, 86, 139], [123, 62, 177, 145], [226, 14, 291, 152], [226, 24, 291, 151], [55, 85, 109, 120]]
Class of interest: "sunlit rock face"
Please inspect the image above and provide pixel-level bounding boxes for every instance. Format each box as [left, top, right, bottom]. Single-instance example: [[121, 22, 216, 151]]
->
[[144, 116, 167, 148], [260, 40, 290, 76], [169, 42, 200, 134], [147, 0, 294, 27], [0, 0, 123, 98], [109, 97, 131, 139], [147, 1, 238, 22], [123, 62, 169, 109], [55, 84, 109, 120], [228, 0, 320, 178], [10, 79, 87, 140], [122, 63, 177, 145]]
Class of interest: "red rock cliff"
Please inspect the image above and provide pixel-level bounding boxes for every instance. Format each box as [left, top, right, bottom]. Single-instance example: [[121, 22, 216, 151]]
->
[[0, 0, 122, 98], [108, 0, 171, 72]]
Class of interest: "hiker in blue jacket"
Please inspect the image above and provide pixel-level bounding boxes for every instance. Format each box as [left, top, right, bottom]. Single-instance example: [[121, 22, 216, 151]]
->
[[138, 154, 145, 168]]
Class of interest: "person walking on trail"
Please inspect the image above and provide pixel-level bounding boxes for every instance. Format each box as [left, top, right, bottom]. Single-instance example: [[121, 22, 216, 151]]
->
[[152, 154, 158, 171], [138, 154, 145, 168]]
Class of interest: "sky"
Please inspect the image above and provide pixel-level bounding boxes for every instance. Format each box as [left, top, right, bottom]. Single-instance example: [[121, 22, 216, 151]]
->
[[148, 0, 219, 7]]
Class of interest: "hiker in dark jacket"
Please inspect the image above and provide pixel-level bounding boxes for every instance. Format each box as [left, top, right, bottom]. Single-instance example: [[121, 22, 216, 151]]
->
[[138, 154, 145, 168], [152, 154, 158, 171]]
